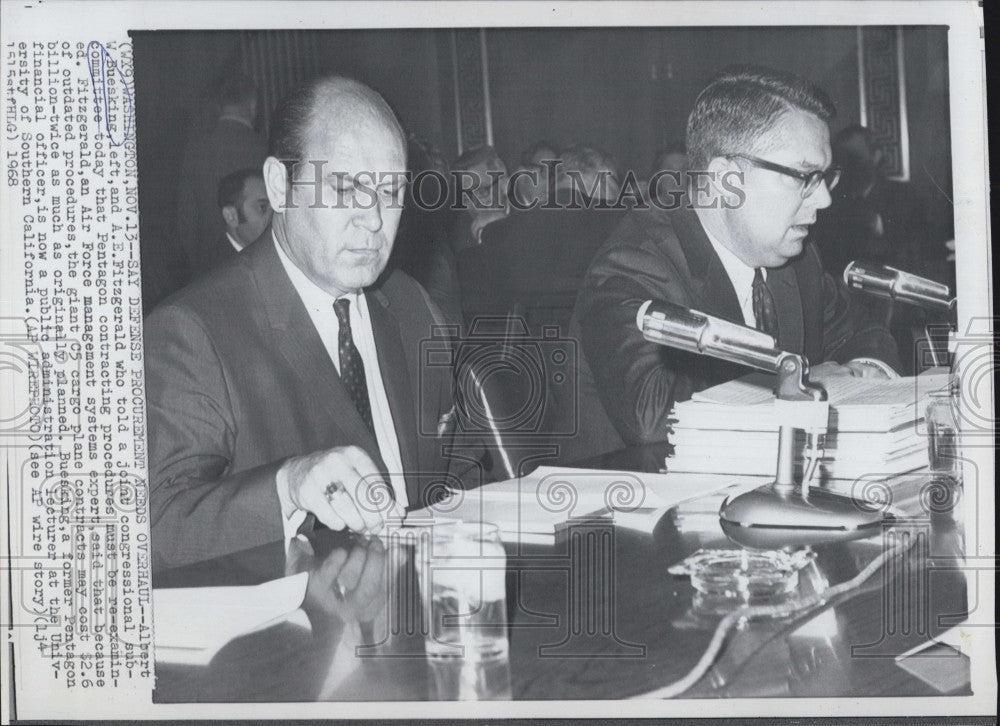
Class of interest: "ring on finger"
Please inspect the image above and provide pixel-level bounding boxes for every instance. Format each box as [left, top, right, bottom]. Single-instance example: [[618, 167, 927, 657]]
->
[[333, 579, 347, 601], [325, 481, 345, 501]]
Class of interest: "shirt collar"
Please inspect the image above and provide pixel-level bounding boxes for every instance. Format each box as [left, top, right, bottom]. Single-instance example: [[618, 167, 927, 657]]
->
[[272, 225, 363, 316], [218, 114, 254, 130], [702, 224, 763, 296], [226, 231, 245, 252]]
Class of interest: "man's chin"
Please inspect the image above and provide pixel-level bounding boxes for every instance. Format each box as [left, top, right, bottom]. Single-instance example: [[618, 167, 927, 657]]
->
[[343, 264, 389, 291], [774, 237, 806, 264]]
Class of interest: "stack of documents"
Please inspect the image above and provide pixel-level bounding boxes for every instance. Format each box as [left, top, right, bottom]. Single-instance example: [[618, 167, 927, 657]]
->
[[411, 466, 756, 544], [666, 373, 950, 483]]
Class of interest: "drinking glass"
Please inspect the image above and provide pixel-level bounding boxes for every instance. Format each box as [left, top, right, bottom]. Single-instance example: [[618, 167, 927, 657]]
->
[[418, 522, 509, 663]]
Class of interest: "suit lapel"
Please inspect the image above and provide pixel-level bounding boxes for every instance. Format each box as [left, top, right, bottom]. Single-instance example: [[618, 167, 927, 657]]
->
[[766, 262, 804, 354], [367, 289, 421, 504], [672, 207, 805, 352], [246, 235, 386, 467], [672, 207, 744, 323]]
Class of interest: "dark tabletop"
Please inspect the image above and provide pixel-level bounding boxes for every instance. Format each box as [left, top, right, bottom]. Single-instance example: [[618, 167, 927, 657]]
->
[[152, 444, 969, 702]]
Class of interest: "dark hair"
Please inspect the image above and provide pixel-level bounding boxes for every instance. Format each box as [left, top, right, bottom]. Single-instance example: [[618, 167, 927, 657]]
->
[[217, 168, 263, 209], [268, 75, 404, 181], [558, 145, 617, 182], [686, 64, 836, 172], [268, 80, 320, 179]]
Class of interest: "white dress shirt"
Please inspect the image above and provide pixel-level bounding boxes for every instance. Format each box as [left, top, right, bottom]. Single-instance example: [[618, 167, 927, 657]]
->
[[272, 234, 408, 539], [226, 232, 245, 252], [703, 226, 764, 327], [701, 226, 896, 377]]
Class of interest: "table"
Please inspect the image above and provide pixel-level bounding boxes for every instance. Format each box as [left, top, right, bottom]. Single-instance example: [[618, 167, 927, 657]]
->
[[152, 445, 969, 702]]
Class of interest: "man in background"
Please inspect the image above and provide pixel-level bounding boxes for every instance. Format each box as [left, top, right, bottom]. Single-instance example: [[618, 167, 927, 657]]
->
[[646, 140, 688, 204], [176, 71, 267, 278], [202, 167, 273, 267], [811, 124, 930, 276], [459, 144, 624, 335]]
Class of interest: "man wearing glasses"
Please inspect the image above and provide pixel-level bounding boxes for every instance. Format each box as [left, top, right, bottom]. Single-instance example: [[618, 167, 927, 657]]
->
[[562, 65, 901, 461]]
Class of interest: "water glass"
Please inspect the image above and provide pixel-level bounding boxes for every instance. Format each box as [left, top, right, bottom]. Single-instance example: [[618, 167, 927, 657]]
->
[[926, 390, 962, 485], [418, 522, 509, 663]]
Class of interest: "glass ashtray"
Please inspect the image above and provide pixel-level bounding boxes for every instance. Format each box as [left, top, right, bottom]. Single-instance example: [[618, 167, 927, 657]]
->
[[669, 548, 815, 612]]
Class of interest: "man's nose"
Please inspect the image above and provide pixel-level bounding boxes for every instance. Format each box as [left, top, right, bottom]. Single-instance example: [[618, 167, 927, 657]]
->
[[805, 178, 833, 210], [352, 199, 384, 234]]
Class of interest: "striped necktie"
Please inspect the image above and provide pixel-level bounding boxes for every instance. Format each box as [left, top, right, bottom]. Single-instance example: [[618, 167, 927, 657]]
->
[[333, 298, 376, 434], [752, 268, 779, 342]]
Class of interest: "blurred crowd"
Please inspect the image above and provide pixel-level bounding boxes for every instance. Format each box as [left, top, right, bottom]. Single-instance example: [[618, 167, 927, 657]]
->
[[166, 70, 954, 364]]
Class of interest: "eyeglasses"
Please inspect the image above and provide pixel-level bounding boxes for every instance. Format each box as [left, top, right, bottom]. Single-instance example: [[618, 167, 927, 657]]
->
[[726, 154, 841, 198]]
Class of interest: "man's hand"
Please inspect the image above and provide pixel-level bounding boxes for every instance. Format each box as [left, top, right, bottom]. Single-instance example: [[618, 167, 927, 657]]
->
[[843, 359, 893, 379], [811, 359, 893, 382], [281, 445, 404, 534]]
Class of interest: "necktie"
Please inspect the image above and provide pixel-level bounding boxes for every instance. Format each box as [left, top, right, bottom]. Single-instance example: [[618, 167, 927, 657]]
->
[[752, 268, 779, 342], [333, 298, 376, 434], [299, 300, 381, 535]]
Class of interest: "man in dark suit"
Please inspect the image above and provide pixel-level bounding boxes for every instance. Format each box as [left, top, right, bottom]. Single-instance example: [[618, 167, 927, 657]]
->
[[458, 145, 624, 336], [146, 76, 474, 571], [175, 72, 268, 279], [561, 66, 901, 462], [195, 167, 272, 272]]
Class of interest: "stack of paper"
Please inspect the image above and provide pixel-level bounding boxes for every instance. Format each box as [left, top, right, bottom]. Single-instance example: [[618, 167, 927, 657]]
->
[[411, 466, 755, 544], [666, 373, 949, 483]]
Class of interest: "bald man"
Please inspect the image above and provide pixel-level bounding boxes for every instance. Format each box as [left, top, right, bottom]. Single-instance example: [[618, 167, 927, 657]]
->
[[145, 77, 475, 570]]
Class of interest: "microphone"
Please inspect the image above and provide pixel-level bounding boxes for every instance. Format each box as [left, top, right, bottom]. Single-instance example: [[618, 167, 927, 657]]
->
[[843, 260, 954, 312], [636, 299, 782, 373]]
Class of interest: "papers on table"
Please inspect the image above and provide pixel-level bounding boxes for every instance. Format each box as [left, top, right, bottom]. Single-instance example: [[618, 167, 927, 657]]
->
[[895, 623, 972, 693], [154, 571, 310, 666], [667, 372, 950, 483], [411, 466, 752, 544], [686, 372, 950, 432]]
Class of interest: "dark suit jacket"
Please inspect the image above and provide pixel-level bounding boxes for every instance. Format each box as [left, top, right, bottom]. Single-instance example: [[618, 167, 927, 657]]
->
[[175, 118, 267, 277], [458, 203, 626, 336], [145, 234, 469, 571], [197, 232, 239, 274], [556, 204, 901, 463]]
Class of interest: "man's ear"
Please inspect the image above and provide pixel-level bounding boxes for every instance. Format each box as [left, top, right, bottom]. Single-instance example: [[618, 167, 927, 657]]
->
[[263, 156, 290, 214], [221, 205, 239, 229], [692, 156, 740, 208]]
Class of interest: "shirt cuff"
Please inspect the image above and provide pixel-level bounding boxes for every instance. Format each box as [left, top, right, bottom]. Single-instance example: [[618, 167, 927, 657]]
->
[[848, 357, 899, 378], [276, 462, 308, 542]]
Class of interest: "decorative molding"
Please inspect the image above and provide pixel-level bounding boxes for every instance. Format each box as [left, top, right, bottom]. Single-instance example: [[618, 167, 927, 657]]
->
[[451, 29, 493, 154], [858, 26, 910, 181], [241, 31, 322, 135]]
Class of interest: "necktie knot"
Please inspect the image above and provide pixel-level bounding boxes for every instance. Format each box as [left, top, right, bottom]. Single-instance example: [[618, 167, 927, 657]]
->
[[334, 298, 351, 327]]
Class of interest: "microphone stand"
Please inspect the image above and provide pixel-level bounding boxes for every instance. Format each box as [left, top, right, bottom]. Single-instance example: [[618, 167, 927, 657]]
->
[[717, 353, 882, 550], [638, 300, 884, 550]]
